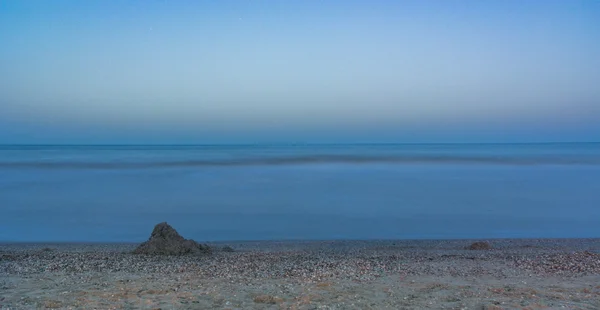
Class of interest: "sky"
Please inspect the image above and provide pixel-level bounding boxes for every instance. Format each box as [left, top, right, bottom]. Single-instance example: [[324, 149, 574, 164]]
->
[[1, 0, 599, 144]]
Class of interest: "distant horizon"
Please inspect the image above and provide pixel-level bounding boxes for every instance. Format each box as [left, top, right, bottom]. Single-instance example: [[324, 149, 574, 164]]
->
[[1, 141, 599, 147]]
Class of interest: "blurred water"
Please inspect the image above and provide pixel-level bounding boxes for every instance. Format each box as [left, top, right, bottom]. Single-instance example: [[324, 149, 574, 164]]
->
[[1, 143, 599, 242]]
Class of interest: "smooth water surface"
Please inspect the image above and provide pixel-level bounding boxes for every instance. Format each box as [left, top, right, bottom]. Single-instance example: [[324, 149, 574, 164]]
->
[[1, 144, 599, 242]]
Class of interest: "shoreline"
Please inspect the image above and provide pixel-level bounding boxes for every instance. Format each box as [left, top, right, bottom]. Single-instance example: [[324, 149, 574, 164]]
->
[[2, 237, 599, 245]]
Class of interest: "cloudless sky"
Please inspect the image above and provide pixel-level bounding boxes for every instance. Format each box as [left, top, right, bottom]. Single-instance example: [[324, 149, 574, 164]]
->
[[1, 0, 599, 144]]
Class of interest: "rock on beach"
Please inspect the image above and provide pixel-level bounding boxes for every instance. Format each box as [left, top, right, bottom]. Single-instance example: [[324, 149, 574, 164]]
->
[[132, 222, 211, 255], [467, 241, 492, 250]]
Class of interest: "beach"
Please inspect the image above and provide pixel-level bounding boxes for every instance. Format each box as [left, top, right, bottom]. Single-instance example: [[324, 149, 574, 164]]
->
[[2, 239, 600, 309], [2, 144, 600, 309]]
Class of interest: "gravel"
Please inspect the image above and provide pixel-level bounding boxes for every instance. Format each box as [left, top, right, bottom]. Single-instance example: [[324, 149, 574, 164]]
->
[[2, 239, 599, 281], [1, 239, 599, 309]]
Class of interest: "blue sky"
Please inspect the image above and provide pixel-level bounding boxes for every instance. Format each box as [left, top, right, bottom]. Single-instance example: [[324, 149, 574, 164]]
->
[[1, 0, 599, 144]]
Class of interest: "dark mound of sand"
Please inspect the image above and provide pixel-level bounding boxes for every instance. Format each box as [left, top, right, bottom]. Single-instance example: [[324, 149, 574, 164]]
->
[[133, 222, 211, 256], [467, 241, 492, 250]]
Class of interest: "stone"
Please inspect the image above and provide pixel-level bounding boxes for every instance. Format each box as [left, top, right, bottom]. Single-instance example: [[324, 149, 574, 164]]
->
[[253, 295, 281, 304], [467, 241, 492, 250], [133, 222, 211, 255], [221, 246, 235, 252]]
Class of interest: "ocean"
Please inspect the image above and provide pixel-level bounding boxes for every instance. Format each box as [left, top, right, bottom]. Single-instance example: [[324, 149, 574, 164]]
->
[[1, 143, 599, 242]]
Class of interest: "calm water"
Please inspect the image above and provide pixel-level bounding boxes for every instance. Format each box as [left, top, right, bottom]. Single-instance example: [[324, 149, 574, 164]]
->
[[1, 143, 599, 242]]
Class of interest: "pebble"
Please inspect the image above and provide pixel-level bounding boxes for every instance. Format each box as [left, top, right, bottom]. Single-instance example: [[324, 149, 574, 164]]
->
[[1, 239, 599, 285]]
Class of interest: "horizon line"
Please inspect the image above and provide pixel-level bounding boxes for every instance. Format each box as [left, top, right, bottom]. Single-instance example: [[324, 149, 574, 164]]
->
[[1, 141, 599, 147]]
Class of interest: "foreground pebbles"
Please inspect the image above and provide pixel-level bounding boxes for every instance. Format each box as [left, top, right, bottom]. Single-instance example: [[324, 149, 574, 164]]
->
[[1, 239, 600, 309]]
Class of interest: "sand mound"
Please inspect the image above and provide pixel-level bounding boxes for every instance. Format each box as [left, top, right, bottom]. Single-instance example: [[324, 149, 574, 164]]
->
[[467, 241, 492, 250], [133, 222, 211, 255]]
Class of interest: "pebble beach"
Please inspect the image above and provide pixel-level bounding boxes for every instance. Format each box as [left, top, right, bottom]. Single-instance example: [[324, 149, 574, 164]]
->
[[2, 239, 600, 309]]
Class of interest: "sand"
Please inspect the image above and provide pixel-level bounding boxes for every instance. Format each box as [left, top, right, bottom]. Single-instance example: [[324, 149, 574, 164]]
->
[[1, 239, 600, 309]]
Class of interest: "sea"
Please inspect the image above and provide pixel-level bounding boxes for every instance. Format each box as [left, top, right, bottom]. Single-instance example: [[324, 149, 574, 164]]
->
[[1, 143, 599, 242]]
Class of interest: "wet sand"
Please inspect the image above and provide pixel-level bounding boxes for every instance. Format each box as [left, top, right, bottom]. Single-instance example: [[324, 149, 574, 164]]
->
[[1, 239, 600, 309]]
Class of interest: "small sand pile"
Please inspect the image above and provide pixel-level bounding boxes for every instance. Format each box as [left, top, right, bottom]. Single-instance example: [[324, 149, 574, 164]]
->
[[132, 222, 211, 255], [467, 241, 492, 250]]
